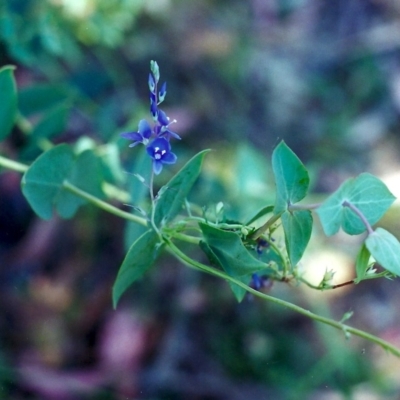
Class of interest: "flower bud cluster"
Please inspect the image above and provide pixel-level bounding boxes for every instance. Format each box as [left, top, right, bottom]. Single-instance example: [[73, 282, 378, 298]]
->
[[121, 61, 180, 175]]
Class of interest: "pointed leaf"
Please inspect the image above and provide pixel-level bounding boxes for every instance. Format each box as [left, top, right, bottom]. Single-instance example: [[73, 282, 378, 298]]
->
[[21, 145, 104, 219], [366, 228, 400, 277], [0, 65, 17, 141], [56, 149, 104, 218], [317, 173, 395, 236], [113, 230, 161, 308], [199, 222, 272, 277], [246, 205, 274, 225], [272, 141, 309, 214], [281, 209, 312, 266], [354, 243, 372, 283], [199, 240, 252, 302], [21, 144, 74, 219], [154, 150, 210, 226]]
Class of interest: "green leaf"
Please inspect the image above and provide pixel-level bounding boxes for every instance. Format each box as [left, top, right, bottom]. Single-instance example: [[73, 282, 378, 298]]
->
[[18, 83, 71, 116], [154, 150, 210, 226], [246, 205, 274, 225], [281, 210, 312, 266], [112, 230, 161, 308], [316, 173, 395, 236], [21, 145, 103, 219], [354, 243, 371, 283], [272, 141, 309, 214], [0, 65, 17, 141], [56, 149, 104, 218], [30, 105, 69, 142], [199, 222, 272, 277], [366, 228, 400, 277], [21, 144, 74, 219], [199, 240, 250, 302]]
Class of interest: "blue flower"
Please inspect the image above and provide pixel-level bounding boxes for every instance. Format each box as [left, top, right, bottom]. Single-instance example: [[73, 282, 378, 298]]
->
[[120, 119, 152, 147], [146, 137, 177, 175], [156, 110, 181, 140]]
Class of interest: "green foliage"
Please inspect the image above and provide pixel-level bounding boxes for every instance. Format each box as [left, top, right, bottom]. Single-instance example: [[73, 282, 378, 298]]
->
[[272, 141, 310, 214], [354, 243, 371, 283], [271, 141, 312, 265], [366, 228, 400, 277], [316, 173, 395, 236], [112, 229, 161, 308], [281, 209, 313, 267], [0, 65, 17, 141], [21, 144, 103, 219], [200, 222, 271, 277], [154, 150, 210, 226]]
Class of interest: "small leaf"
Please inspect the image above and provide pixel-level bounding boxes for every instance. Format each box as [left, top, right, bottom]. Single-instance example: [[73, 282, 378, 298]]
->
[[272, 141, 309, 214], [199, 240, 253, 303], [112, 230, 161, 308], [317, 173, 395, 236], [0, 65, 17, 141], [56, 150, 104, 218], [18, 83, 71, 116], [354, 243, 371, 283], [21, 144, 74, 219], [30, 105, 69, 142], [154, 150, 210, 226], [366, 228, 400, 277], [21, 145, 104, 219], [246, 205, 274, 225], [199, 222, 272, 277], [281, 209, 312, 266]]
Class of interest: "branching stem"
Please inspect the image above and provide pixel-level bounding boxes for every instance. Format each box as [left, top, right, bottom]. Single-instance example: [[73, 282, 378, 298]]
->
[[166, 239, 400, 357]]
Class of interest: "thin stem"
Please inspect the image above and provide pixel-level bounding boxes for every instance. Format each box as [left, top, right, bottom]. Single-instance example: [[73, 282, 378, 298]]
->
[[0, 156, 28, 173], [63, 181, 147, 226], [149, 168, 155, 202], [288, 202, 321, 211], [342, 200, 374, 235], [166, 239, 400, 357], [250, 212, 282, 240]]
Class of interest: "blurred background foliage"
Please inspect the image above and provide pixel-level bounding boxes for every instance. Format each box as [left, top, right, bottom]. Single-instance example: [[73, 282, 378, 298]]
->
[[1, 0, 400, 398]]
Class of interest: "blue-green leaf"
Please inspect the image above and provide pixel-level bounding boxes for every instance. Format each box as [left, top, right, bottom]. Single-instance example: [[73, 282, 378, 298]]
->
[[113, 230, 161, 308], [272, 141, 309, 214], [354, 243, 372, 283], [21, 145, 104, 219], [199, 222, 272, 277], [316, 173, 395, 236], [366, 228, 400, 277], [18, 83, 71, 116], [281, 209, 312, 266], [246, 205, 274, 225], [0, 65, 17, 141], [21, 144, 74, 219], [154, 150, 210, 226], [199, 239, 251, 302], [57, 149, 104, 218]]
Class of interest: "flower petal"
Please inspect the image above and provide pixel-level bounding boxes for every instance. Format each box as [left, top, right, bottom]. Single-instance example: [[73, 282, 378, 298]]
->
[[153, 160, 163, 175], [120, 132, 142, 141], [157, 110, 169, 126], [162, 151, 177, 164], [138, 119, 152, 138]]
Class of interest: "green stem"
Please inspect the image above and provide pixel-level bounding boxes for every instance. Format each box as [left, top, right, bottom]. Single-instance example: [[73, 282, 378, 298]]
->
[[166, 239, 400, 357], [342, 200, 374, 235], [63, 181, 148, 226], [0, 156, 28, 173], [288, 202, 321, 211], [250, 212, 282, 240], [0, 155, 148, 226]]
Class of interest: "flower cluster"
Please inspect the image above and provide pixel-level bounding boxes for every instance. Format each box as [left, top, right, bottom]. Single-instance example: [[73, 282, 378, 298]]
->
[[121, 61, 180, 175]]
